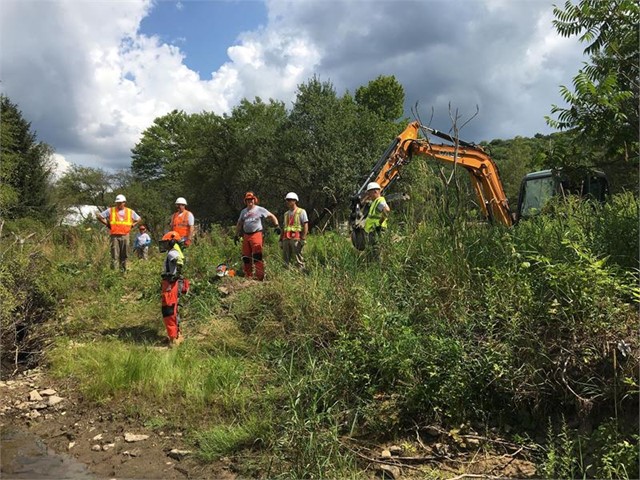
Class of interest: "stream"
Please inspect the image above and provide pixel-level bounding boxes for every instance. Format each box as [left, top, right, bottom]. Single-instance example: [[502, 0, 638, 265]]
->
[[1, 426, 94, 479]]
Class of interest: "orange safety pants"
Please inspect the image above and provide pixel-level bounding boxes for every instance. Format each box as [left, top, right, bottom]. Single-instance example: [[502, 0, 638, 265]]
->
[[161, 278, 189, 339], [241, 231, 264, 280]]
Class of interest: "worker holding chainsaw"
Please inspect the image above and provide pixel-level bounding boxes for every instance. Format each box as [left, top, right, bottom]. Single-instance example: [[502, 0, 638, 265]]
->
[[159, 231, 189, 347], [96, 194, 141, 272], [170, 197, 195, 247], [280, 192, 309, 270], [363, 182, 390, 258], [235, 191, 280, 281]]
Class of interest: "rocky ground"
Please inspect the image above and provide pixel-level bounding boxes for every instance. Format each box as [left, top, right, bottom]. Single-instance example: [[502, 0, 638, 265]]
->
[[0, 368, 235, 479], [1, 367, 540, 479]]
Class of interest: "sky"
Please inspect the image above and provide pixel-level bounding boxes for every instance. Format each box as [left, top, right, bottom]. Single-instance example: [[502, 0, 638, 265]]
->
[[0, 0, 587, 175]]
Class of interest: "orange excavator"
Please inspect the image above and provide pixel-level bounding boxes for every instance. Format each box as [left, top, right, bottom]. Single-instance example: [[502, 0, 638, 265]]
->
[[350, 121, 513, 249]]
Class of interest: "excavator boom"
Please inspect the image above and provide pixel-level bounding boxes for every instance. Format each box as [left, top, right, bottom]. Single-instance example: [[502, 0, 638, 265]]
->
[[350, 121, 513, 249]]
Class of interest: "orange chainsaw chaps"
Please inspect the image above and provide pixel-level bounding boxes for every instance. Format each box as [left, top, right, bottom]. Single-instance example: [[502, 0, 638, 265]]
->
[[161, 279, 179, 339]]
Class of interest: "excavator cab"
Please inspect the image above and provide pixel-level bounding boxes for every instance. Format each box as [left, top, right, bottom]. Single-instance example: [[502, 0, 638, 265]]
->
[[516, 168, 609, 221]]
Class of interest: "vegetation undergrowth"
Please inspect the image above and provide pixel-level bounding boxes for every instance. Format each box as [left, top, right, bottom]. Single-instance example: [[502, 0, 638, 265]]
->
[[1, 193, 638, 478]]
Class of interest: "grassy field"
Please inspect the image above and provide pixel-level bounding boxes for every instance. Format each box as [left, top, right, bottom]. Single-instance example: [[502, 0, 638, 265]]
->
[[1, 193, 638, 478]]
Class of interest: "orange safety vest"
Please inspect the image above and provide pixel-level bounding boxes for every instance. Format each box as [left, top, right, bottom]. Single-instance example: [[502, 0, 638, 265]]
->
[[283, 207, 304, 239], [109, 207, 134, 235], [171, 211, 192, 239]]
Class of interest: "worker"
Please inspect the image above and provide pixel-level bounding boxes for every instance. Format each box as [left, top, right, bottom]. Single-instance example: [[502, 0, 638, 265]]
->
[[363, 182, 390, 258], [133, 224, 152, 260], [160, 231, 188, 347], [235, 191, 280, 281], [96, 194, 141, 272], [280, 192, 309, 270], [170, 197, 195, 247]]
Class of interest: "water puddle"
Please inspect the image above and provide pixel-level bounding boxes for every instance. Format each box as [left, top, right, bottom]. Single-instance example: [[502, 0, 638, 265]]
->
[[1, 426, 94, 479]]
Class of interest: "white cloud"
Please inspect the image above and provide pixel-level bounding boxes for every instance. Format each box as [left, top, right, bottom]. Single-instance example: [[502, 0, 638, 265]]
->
[[50, 153, 71, 181], [0, 0, 585, 171]]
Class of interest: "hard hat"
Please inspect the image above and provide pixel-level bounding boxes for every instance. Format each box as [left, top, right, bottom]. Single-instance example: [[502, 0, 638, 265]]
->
[[244, 191, 258, 203], [115, 194, 126, 203], [175, 197, 187, 205], [161, 231, 181, 242], [285, 192, 299, 201], [367, 182, 381, 191]]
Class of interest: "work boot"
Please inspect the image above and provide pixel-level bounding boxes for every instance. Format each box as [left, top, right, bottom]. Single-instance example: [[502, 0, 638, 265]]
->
[[167, 336, 176, 348], [174, 333, 184, 346]]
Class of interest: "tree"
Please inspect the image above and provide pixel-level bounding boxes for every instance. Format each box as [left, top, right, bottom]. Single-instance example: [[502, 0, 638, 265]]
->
[[283, 76, 394, 226], [546, 0, 639, 190], [54, 165, 116, 208], [0, 95, 55, 221], [130, 110, 193, 183], [355, 75, 405, 121]]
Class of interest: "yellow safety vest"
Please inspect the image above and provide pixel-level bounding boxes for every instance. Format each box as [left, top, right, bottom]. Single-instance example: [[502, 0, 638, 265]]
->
[[364, 197, 388, 233]]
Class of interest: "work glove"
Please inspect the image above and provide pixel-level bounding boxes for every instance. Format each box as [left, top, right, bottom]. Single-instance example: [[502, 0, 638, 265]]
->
[[233, 235, 240, 246], [375, 226, 382, 233], [274, 226, 282, 236]]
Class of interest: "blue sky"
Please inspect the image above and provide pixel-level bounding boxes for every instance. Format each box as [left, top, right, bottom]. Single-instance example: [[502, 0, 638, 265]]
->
[[139, 1, 267, 78], [1, 0, 587, 173]]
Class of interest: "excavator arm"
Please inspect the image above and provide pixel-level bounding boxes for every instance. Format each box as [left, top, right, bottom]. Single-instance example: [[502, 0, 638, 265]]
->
[[350, 121, 513, 249]]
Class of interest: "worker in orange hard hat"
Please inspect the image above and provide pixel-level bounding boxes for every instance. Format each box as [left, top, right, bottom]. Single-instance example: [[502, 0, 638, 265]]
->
[[159, 231, 189, 347], [234, 191, 280, 281], [96, 194, 141, 272]]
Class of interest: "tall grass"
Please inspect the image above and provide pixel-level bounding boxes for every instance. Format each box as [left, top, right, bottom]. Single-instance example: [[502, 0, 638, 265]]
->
[[2, 192, 638, 477]]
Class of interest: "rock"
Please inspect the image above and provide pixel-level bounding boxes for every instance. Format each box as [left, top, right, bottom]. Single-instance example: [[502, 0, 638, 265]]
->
[[26, 410, 41, 419], [102, 443, 115, 451], [123, 449, 141, 457], [40, 389, 57, 396], [378, 464, 400, 479], [218, 286, 230, 295], [91, 444, 102, 452], [47, 395, 64, 406], [124, 433, 149, 443], [68, 442, 76, 450], [168, 449, 193, 460], [92, 433, 103, 441], [29, 390, 43, 401], [388, 445, 403, 456], [424, 425, 441, 436], [467, 438, 480, 447], [380, 449, 392, 458]]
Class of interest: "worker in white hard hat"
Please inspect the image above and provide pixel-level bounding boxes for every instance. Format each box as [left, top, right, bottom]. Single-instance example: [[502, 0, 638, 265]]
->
[[96, 194, 141, 271], [280, 192, 309, 270], [170, 197, 195, 247], [363, 182, 389, 258]]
